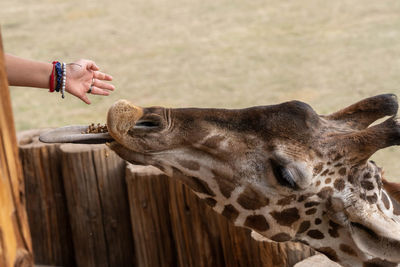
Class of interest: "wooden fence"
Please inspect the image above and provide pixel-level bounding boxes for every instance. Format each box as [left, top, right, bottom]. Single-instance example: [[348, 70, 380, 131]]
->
[[17, 129, 316, 267]]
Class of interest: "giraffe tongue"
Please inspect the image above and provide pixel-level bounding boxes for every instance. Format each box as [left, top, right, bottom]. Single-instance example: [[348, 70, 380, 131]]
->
[[346, 201, 400, 262]]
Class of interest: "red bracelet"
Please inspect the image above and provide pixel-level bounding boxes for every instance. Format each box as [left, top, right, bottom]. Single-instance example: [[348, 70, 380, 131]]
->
[[49, 61, 57, 92]]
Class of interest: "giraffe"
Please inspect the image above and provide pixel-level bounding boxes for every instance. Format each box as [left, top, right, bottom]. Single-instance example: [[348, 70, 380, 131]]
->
[[106, 94, 400, 267]]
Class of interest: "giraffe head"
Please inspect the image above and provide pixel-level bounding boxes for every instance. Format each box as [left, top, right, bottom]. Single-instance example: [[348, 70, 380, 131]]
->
[[107, 94, 400, 267]]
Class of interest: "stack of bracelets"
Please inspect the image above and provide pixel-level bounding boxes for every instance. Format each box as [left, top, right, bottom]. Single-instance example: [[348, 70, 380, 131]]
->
[[49, 61, 66, 98]]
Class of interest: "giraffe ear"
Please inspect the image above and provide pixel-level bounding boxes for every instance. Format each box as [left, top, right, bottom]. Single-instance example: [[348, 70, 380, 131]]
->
[[326, 94, 398, 130]]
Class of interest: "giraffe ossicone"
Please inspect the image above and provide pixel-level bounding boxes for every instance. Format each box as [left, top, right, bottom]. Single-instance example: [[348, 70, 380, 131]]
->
[[107, 94, 400, 267]]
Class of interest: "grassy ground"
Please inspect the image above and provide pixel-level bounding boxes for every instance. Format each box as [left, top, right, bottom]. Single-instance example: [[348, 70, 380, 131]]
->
[[1, 0, 400, 181]]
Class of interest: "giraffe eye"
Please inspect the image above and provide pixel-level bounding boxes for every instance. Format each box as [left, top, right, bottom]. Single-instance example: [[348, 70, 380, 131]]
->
[[270, 159, 298, 189]]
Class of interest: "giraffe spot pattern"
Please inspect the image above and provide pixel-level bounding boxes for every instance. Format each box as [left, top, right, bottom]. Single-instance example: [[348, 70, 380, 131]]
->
[[317, 187, 333, 199], [305, 208, 317, 215], [270, 233, 291, 242], [348, 174, 356, 185], [334, 179, 345, 191], [307, 229, 325, 239], [361, 180, 374, 191], [328, 220, 341, 238], [298, 193, 314, 202], [314, 218, 322, 225], [363, 258, 398, 267], [317, 247, 339, 262], [363, 172, 372, 179], [338, 167, 347, 176], [204, 198, 217, 207], [367, 193, 378, 204], [339, 243, 357, 257], [177, 159, 200, 171], [313, 162, 324, 175], [237, 186, 270, 210], [187, 176, 216, 196], [297, 220, 311, 234], [212, 170, 236, 198], [222, 204, 239, 221], [270, 207, 300, 227], [244, 215, 269, 232], [320, 169, 329, 176], [304, 201, 319, 208], [276, 194, 296, 206], [325, 178, 332, 184]]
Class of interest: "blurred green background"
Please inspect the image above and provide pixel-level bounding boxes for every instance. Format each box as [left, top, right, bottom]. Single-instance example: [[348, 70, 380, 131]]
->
[[1, 0, 400, 181]]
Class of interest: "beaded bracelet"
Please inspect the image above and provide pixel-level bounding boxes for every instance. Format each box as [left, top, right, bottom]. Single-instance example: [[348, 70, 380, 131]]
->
[[61, 62, 66, 99]]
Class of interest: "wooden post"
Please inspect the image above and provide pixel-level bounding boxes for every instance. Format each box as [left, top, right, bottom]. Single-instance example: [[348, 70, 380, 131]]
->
[[60, 144, 135, 267], [126, 164, 316, 267], [0, 31, 34, 266], [18, 129, 75, 267]]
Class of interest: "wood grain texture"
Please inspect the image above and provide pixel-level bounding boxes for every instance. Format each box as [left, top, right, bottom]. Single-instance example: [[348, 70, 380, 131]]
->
[[0, 30, 34, 267], [18, 129, 75, 267], [126, 164, 316, 267], [60, 143, 135, 267]]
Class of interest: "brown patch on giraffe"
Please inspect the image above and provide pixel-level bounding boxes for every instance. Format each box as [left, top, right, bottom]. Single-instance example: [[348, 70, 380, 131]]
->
[[314, 218, 322, 225], [325, 178, 332, 184], [333, 153, 343, 161], [177, 159, 200, 171], [328, 171, 335, 175], [270, 207, 300, 227], [334, 179, 345, 191], [187, 176, 216, 196], [212, 170, 236, 198], [244, 215, 269, 232], [296, 220, 311, 234], [367, 193, 378, 204], [339, 243, 357, 257], [360, 193, 367, 201], [304, 201, 319, 208], [307, 229, 324, 239], [361, 180, 375, 191], [317, 247, 339, 262], [313, 162, 324, 175], [364, 172, 372, 179], [270, 233, 291, 242], [317, 187, 333, 199], [298, 193, 314, 202], [276, 194, 296, 206], [333, 163, 343, 167], [320, 169, 329, 176], [221, 205, 239, 221], [348, 174, 357, 185], [296, 221, 311, 234], [381, 191, 391, 209], [237, 186, 270, 210], [363, 258, 397, 267], [315, 181, 321, 186], [328, 220, 341, 238], [338, 167, 347, 176], [204, 198, 217, 207], [305, 208, 317, 215]]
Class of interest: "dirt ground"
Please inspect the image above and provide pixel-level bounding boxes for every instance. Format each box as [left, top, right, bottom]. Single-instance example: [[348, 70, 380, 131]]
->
[[1, 0, 400, 181]]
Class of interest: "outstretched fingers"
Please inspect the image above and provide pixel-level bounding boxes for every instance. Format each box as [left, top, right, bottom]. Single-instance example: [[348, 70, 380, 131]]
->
[[93, 70, 113, 81], [93, 78, 115, 91]]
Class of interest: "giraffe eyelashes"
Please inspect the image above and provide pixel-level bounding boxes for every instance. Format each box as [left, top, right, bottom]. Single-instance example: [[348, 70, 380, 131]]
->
[[270, 159, 298, 189]]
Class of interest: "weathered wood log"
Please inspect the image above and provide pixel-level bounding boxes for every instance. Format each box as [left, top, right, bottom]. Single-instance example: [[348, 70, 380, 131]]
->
[[18, 129, 75, 267], [60, 143, 135, 267], [126, 164, 316, 267], [0, 30, 34, 267]]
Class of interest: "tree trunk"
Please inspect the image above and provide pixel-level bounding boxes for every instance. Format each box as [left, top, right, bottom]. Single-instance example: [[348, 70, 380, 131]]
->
[[0, 30, 34, 267], [126, 164, 316, 267]]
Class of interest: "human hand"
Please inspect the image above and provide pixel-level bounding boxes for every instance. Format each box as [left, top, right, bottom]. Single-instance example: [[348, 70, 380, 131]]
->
[[65, 59, 115, 104]]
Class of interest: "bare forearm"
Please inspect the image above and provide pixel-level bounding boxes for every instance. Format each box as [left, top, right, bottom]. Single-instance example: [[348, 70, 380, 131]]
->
[[5, 53, 52, 89]]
